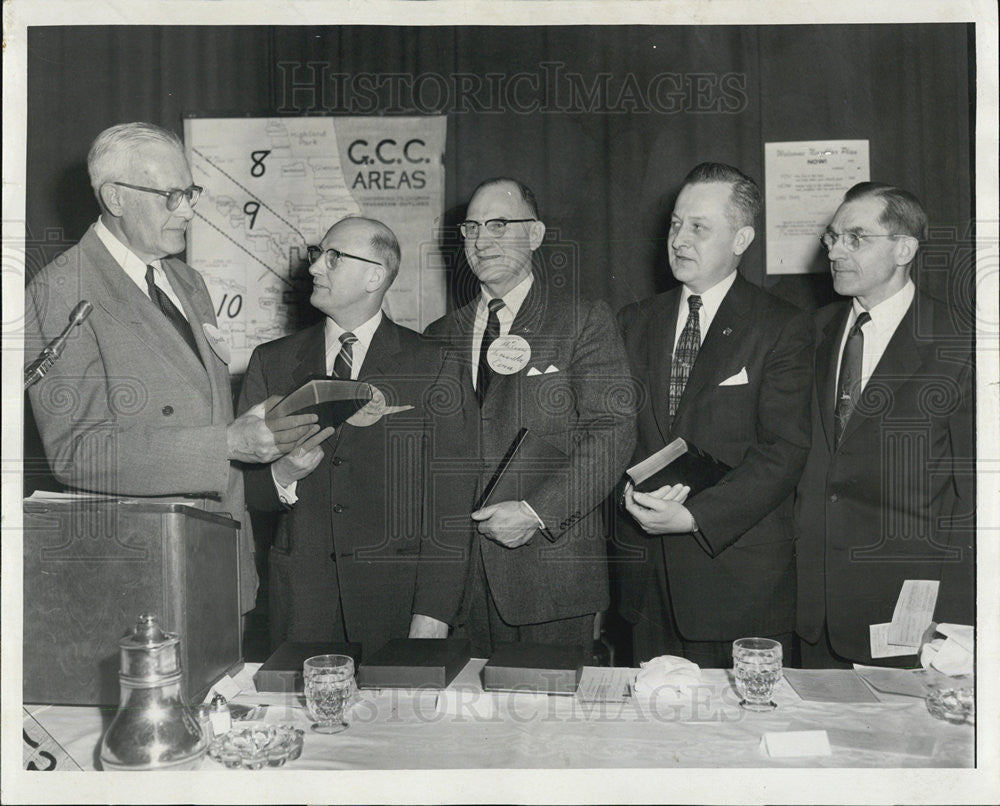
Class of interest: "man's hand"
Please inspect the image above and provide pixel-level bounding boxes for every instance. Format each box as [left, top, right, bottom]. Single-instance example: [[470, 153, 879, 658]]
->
[[409, 614, 449, 638], [271, 426, 336, 486], [624, 482, 696, 535], [471, 500, 539, 549], [228, 396, 320, 463]]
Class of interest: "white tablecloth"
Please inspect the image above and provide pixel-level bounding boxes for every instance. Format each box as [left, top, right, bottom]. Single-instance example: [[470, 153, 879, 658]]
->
[[22, 661, 973, 770]]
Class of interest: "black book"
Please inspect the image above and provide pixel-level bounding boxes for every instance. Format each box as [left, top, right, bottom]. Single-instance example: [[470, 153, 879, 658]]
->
[[475, 428, 570, 542], [253, 641, 362, 693], [268, 377, 373, 431], [624, 437, 730, 499], [482, 642, 587, 695], [356, 638, 471, 689]]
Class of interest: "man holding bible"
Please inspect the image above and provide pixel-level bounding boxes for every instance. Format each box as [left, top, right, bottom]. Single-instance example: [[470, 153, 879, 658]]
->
[[617, 162, 814, 667], [239, 216, 473, 652], [420, 178, 636, 655]]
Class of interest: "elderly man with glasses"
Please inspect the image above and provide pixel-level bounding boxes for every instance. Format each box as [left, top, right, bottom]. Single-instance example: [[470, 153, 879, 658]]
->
[[795, 182, 975, 668], [25, 121, 319, 615]]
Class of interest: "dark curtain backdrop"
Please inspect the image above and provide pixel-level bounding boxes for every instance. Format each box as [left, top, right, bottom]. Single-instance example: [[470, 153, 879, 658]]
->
[[26, 24, 973, 312]]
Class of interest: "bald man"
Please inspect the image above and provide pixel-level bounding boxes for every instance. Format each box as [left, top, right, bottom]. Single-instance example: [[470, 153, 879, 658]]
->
[[238, 216, 472, 653]]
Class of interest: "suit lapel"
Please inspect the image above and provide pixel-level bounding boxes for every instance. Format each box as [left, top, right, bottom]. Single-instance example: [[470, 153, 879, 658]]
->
[[80, 230, 211, 402], [650, 290, 681, 443], [357, 316, 402, 380], [816, 303, 850, 452]]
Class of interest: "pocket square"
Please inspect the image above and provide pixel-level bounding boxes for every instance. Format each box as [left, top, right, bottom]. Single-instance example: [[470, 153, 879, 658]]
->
[[544, 365, 559, 374], [527, 367, 542, 376], [719, 367, 748, 386]]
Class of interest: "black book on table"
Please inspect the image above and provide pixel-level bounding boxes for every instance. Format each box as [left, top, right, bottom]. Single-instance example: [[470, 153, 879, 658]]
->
[[482, 642, 588, 695], [267, 377, 373, 431], [356, 638, 471, 689], [253, 641, 363, 693], [475, 428, 570, 542], [624, 436, 731, 500]]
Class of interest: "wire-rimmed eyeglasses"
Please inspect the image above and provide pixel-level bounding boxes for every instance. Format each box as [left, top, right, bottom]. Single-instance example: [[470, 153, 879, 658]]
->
[[820, 230, 903, 252]]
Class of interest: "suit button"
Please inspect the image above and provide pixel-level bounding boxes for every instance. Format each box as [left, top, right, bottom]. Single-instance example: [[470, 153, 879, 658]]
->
[[329, 552, 337, 563], [162, 406, 173, 416], [332, 457, 344, 466], [333, 504, 345, 513], [829, 494, 838, 503]]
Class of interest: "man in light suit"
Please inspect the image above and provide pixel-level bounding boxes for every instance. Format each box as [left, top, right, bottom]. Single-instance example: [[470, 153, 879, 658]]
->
[[618, 162, 814, 667], [25, 122, 318, 614], [419, 178, 636, 655], [796, 182, 975, 667], [238, 216, 475, 652]]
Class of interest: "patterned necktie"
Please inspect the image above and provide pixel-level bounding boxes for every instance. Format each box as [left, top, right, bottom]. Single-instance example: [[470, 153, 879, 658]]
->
[[834, 311, 871, 446], [145, 264, 202, 363], [476, 298, 505, 405], [332, 331, 358, 380], [668, 294, 703, 420]]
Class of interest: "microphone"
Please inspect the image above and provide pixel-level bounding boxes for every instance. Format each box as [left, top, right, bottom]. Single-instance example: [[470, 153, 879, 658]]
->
[[24, 301, 94, 389]]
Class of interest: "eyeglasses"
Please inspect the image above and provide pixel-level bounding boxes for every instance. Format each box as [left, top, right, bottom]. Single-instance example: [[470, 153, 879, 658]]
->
[[820, 230, 902, 252], [459, 218, 536, 239], [307, 245, 382, 269], [111, 182, 202, 211]]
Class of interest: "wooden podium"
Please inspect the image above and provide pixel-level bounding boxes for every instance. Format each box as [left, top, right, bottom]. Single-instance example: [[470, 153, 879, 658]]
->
[[22, 498, 243, 705]]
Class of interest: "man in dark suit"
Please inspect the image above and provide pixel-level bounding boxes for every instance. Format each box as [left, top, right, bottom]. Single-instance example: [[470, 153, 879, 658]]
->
[[25, 122, 318, 614], [420, 178, 636, 654], [796, 182, 975, 668], [617, 162, 814, 668], [239, 216, 471, 652]]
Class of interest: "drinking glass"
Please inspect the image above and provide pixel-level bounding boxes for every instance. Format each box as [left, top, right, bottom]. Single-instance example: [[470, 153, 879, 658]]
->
[[303, 654, 354, 734], [732, 637, 783, 712]]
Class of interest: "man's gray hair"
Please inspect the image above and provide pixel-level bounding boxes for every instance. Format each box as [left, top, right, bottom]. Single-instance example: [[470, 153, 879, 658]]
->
[[87, 122, 184, 197]]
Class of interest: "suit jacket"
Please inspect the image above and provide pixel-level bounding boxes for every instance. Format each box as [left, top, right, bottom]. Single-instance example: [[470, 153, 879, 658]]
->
[[795, 290, 975, 663], [25, 225, 257, 612], [238, 317, 475, 653], [616, 273, 814, 640], [424, 274, 637, 626]]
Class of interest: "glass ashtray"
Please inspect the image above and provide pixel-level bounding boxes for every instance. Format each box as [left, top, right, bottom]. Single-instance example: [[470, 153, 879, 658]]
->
[[207, 724, 305, 769], [925, 685, 975, 725]]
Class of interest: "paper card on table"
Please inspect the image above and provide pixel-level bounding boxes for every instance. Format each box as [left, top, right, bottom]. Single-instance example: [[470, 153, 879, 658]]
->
[[759, 730, 831, 758], [887, 579, 939, 646], [576, 666, 635, 703], [852, 665, 929, 699], [870, 623, 919, 659], [782, 669, 879, 703], [784, 719, 936, 757], [209, 673, 243, 701]]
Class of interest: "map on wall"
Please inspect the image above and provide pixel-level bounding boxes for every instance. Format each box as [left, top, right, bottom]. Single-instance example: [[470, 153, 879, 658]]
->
[[183, 116, 447, 374]]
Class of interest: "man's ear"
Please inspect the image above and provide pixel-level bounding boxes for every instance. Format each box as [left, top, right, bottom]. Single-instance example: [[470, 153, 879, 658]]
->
[[99, 183, 124, 217], [733, 225, 755, 257], [894, 235, 919, 268], [528, 219, 546, 251], [366, 263, 387, 293]]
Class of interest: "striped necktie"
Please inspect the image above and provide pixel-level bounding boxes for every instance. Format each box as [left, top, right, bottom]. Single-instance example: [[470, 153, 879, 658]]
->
[[332, 331, 358, 380]]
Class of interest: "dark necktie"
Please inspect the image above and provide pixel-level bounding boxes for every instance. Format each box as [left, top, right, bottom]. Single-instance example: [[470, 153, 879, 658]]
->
[[332, 331, 358, 380], [145, 264, 202, 363], [668, 294, 703, 420], [834, 311, 871, 446], [476, 298, 505, 405]]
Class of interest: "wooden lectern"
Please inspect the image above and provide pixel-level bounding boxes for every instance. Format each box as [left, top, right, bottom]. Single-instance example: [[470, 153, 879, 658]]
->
[[22, 498, 243, 705]]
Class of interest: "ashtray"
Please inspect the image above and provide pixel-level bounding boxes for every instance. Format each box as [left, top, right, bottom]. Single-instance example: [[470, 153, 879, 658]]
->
[[925, 685, 975, 725], [207, 724, 305, 769]]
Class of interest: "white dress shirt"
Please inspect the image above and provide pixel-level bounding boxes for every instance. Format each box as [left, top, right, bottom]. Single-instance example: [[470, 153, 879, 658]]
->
[[834, 279, 915, 405], [471, 273, 534, 389], [274, 310, 383, 505], [672, 270, 738, 353], [94, 217, 187, 317]]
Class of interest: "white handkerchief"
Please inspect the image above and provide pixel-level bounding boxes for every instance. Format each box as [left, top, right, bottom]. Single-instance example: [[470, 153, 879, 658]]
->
[[544, 365, 559, 374], [719, 367, 748, 386], [526, 366, 542, 376]]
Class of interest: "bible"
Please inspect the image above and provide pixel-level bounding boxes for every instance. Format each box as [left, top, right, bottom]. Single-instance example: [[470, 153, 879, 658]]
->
[[624, 437, 730, 499], [267, 377, 373, 430]]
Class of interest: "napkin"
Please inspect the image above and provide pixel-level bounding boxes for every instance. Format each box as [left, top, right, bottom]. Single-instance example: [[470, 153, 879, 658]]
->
[[920, 623, 973, 676], [633, 655, 701, 695]]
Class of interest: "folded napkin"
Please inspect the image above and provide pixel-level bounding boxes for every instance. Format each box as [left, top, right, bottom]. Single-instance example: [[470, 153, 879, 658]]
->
[[633, 655, 701, 696], [920, 623, 973, 676]]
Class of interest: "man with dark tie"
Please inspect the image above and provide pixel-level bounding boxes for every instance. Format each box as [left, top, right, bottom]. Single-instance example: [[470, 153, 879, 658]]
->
[[25, 121, 317, 614], [238, 216, 471, 651], [795, 182, 975, 667], [420, 177, 636, 654], [617, 162, 814, 667]]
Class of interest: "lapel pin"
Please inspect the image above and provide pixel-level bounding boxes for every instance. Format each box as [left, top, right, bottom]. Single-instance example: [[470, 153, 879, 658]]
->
[[723, 327, 733, 336]]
